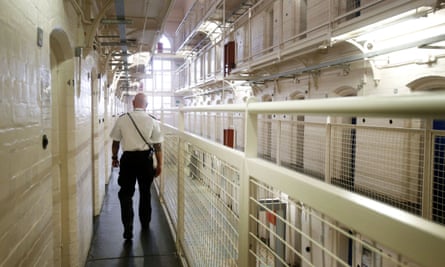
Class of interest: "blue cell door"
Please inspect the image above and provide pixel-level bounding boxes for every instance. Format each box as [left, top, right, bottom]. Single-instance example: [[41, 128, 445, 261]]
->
[[433, 120, 445, 224]]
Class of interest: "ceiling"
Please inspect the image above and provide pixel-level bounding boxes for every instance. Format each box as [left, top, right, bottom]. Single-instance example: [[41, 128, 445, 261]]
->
[[71, 0, 177, 96], [92, 0, 174, 54], [71, 0, 255, 97]]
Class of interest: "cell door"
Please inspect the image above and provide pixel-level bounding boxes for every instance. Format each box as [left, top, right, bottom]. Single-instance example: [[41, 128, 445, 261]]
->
[[433, 120, 445, 224]]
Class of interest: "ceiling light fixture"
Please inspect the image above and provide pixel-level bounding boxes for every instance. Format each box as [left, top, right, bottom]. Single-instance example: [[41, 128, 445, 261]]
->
[[331, 7, 431, 43]]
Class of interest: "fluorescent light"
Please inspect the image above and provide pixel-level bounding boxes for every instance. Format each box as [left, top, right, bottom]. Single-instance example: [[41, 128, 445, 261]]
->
[[331, 7, 431, 43]]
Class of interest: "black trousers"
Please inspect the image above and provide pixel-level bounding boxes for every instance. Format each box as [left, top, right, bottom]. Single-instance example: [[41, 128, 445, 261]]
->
[[118, 150, 155, 229]]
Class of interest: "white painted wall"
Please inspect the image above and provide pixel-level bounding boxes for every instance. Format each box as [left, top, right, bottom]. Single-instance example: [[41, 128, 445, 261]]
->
[[0, 1, 109, 266]]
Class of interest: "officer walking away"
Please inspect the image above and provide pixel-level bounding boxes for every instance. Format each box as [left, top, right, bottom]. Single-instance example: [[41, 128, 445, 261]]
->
[[109, 93, 163, 240]]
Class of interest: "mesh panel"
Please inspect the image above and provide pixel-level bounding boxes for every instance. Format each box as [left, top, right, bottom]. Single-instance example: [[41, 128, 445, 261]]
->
[[258, 116, 277, 163], [257, 115, 433, 216], [161, 132, 179, 228], [233, 113, 245, 150], [331, 124, 424, 215], [184, 112, 245, 150], [259, 115, 326, 180], [301, 122, 326, 180], [183, 143, 240, 266], [280, 116, 305, 172]]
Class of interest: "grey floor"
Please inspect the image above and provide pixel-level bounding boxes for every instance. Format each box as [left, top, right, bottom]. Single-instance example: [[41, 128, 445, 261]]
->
[[85, 168, 182, 267]]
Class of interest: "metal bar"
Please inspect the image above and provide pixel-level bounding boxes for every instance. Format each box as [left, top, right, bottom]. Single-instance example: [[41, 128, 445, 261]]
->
[[180, 93, 445, 118], [247, 92, 445, 118]]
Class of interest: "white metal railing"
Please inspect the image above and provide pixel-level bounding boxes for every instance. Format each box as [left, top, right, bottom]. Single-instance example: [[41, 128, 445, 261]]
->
[[174, 0, 222, 52], [154, 92, 445, 267], [174, 0, 436, 91]]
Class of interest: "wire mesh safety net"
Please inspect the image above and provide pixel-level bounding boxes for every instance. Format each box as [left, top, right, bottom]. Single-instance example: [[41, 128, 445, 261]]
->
[[182, 143, 240, 267], [162, 114, 445, 267]]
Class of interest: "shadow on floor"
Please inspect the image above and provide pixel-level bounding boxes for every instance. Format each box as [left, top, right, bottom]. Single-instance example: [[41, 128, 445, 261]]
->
[[85, 168, 182, 267]]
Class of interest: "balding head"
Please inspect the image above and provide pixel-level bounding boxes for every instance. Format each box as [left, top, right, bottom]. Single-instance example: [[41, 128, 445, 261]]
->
[[133, 93, 148, 110]]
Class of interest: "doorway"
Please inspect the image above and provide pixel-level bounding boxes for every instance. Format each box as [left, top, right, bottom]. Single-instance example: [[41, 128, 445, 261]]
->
[[50, 29, 74, 267]]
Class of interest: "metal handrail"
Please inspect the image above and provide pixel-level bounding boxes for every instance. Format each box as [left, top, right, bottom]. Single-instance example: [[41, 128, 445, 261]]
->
[[157, 93, 445, 267]]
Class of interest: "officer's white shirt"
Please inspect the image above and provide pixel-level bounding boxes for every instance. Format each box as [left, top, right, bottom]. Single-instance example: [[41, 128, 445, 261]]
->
[[109, 108, 163, 151]]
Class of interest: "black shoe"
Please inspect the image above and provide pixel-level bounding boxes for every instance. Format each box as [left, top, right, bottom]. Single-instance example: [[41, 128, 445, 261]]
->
[[123, 226, 133, 240], [141, 222, 150, 231], [140, 217, 151, 231]]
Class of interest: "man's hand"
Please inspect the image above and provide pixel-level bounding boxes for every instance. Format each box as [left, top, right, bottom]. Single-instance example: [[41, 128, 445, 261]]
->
[[112, 159, 120, 168], [112, 141, 120, 168]]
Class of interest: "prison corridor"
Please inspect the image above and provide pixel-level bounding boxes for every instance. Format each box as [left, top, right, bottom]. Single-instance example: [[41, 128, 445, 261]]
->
[[85, 168, 182, 267]]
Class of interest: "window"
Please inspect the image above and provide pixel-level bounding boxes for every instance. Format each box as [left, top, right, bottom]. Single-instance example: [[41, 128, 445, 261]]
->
[[145, 34, 175, 109], [158, 35, 172, 53], [347, 0, 361, 20]]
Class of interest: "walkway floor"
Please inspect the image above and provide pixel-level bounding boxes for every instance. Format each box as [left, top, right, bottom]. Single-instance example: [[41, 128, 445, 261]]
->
[[85, 168, 182, 267]]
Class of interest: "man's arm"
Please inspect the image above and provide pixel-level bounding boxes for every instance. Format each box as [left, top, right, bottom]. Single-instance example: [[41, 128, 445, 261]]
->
[[112, 140, 120, 167], [153, 143, 162, 177]]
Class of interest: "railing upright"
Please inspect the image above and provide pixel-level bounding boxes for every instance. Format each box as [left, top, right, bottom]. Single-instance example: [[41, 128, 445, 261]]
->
[[177, 108, 185, 258], [238, 99, 259, 267], [422, 119, 433, 219]]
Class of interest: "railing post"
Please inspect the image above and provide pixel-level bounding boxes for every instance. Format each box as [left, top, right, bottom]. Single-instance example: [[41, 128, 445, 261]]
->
[[276, 119, 281, 165], [159, 109, 165, 201], [177, 107, 185, 255], [239, 99, 258, 267], [325, 118, 332, 184], [422, 119, 433, 220]]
